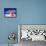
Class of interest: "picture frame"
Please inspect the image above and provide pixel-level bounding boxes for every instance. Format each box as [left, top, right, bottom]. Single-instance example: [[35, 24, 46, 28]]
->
[[18, 24, 46, 41], [4, 8, 17, 18]]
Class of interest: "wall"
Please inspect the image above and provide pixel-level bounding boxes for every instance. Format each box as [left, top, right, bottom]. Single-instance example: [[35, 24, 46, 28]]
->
[[0, 0, 20, 44], [0, 0, 46, 44], [20, 0, 46, 24]]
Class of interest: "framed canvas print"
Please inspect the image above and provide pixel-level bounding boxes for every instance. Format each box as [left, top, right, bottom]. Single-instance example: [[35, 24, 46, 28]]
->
[[4, 8, 17, 18], [18, 24, 46, 41]]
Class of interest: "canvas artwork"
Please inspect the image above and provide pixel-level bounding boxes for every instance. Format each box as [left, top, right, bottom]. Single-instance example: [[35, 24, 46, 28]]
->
[[4, 8, 17, 18], [18, 25, 46, 41]]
